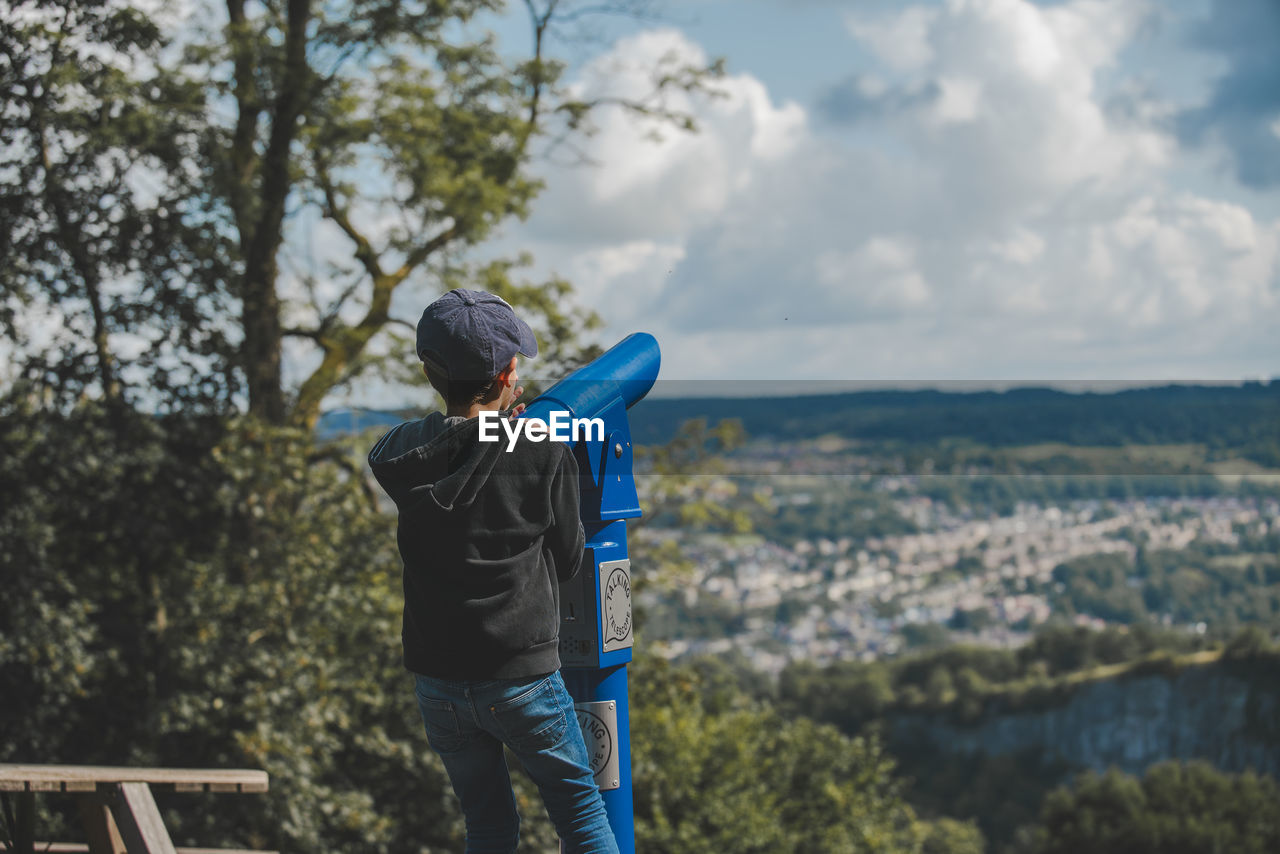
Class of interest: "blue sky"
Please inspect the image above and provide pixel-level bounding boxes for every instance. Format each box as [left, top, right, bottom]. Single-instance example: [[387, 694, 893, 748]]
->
[[341, 0, 1280, 405]]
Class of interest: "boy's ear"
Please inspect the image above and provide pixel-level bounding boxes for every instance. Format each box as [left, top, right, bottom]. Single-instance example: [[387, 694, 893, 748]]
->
[[497, 356, 518, 387]]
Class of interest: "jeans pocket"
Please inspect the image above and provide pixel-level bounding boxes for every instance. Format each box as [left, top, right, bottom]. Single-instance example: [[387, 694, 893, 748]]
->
[[415, 690, 466, 753], [491, 676, 569, 753]]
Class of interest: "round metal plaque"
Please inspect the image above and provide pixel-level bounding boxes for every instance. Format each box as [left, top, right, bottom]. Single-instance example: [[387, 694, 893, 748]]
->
[[599, 559, 632, 652], [575, 701, 620, 790]]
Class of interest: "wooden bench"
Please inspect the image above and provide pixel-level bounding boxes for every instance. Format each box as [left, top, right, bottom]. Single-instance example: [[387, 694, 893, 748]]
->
[[0, 765, 277, 854], [34, 847, 268, 854]]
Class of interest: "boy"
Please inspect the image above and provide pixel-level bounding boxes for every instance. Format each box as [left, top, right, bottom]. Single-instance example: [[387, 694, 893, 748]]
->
[[368, 288, 619, 854]]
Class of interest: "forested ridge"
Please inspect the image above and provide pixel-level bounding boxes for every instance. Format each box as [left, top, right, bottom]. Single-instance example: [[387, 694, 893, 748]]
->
[[626, 382, 1280, 464], [324, 380, 1280, 470]]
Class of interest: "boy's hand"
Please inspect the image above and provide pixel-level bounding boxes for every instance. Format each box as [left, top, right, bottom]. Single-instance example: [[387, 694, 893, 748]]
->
[[507, 386, 526, 420]]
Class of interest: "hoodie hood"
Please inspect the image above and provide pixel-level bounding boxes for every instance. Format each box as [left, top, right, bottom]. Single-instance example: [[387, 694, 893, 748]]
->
[[368, 412, 504, 512]]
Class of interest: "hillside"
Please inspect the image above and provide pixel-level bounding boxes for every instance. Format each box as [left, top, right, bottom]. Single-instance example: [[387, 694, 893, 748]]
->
[[627, 381, 1280, 463], [773, 632, 1280, 848]]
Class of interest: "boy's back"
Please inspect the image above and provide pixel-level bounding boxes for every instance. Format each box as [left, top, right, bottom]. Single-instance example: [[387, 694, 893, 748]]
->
[[368, 410, 585, 679]]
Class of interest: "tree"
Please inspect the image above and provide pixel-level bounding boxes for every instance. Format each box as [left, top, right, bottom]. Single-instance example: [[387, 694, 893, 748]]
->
[[3, 0, 721, 423], [0, 401, 488, 852], [0, 0, 237, 412], [630, 655, 986, 854], [631, 416, 754, 600], [920, 819, 986, 854], [1015, 762, 1280, 854]]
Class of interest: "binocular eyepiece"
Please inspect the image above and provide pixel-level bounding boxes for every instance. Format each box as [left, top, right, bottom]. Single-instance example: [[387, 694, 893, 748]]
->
[[521, 332, 661, 426]]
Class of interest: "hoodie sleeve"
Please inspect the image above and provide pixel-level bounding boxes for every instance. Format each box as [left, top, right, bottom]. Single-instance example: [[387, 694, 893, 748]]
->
[[547, 444, 586, 582]]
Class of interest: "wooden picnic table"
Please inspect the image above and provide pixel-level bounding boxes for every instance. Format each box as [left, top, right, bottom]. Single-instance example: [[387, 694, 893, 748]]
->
[[0, 764, 275, 854]]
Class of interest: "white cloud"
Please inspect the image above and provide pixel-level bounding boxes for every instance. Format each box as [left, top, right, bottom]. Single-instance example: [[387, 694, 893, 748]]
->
[[991, 228, 1046, 265], [931, 76, 984, 125], [1092, 195, 1278, 327], [815, 237, 931, 314], [845, 6, 938, 72], [529, 29, 805, 244], [854, 0, 1170, 207], [564, 240, 686, 320], [503, 3, 1280, 385]]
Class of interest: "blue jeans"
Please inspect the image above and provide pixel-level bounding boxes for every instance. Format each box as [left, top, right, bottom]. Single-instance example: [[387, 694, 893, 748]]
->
[[413, 670, 619, 854]]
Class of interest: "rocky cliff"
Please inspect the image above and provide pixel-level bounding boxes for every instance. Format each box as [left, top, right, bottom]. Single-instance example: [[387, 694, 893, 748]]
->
[[889, 658, 1280, 780]]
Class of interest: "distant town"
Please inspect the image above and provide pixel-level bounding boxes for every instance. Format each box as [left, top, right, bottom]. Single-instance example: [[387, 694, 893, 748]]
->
[[635, 440, 1279, 675], [334, 383, 1280, 677]]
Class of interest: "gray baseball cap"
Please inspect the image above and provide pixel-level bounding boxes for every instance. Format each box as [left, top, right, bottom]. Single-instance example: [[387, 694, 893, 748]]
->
[[416, 289, 538, 380]]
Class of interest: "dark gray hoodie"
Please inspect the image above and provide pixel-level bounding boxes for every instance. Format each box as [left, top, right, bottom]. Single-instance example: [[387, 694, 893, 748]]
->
[[368, 411, 585, 679]]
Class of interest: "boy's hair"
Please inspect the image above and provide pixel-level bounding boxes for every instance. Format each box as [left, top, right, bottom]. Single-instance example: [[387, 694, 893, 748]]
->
[[424, 365, 497, 409]]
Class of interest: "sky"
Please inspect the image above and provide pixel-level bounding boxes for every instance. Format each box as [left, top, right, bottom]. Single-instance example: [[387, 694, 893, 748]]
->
[[379, 0, 1280, 397], [6, 0, 1276, 406]]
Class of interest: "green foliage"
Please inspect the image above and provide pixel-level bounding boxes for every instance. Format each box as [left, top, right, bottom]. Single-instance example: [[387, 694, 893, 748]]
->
[[911, 474, 1234, 516], [3, 1, 719, 422], [0, 0, 236, 409], [776, 625, 1218, 735], [901, 622, 953, 650], [1046, 545, 1280, 634], [907, 750, 1071, 854], [919, 819, 986, 854], [632, 418, 759, 598], [630, 425, 993, 852], [637, 590, 750, 641], [1015, 762, 1280, 854], [161, 422, 456, 852], [2, 402, 990, 853], [10, 399, 1277, 854], [630, 655, 986, 854], [0, 403, 470, 852], [773, 625, 1280, 851], [0, 400, 228, 766]]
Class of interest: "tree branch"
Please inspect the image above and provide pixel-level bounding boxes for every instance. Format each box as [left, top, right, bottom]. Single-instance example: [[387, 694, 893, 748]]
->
[[317, 166, 387, 283], [516, 0, 556, 155], [389, 225, 459, 286], [319, 276, 367, 335]]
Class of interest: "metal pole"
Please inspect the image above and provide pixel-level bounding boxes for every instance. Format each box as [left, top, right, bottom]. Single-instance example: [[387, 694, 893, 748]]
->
[[563, 664, 633, 851], [525, 334, 659, 854]]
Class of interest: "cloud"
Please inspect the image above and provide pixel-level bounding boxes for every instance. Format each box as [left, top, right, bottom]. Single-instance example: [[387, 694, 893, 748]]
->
[[815, 237, 931, 313], [820, 0, 1171, 208], [504, 3, 1279, 384], [526, 29, 806, 244], [1177, 0, 1280, 188], [563, 239, 686, 320], [845, 5, 938, 72]]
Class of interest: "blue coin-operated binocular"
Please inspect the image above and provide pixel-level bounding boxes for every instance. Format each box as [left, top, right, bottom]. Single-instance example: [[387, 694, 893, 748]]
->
[[521, 332, 660, 853]]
